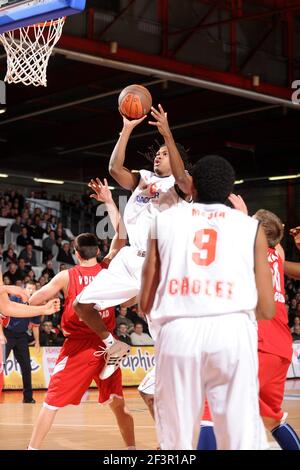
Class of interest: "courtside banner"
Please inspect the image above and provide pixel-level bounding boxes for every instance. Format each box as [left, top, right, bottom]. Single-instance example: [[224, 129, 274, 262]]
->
[[3, 346, 155, 389], [119, 346, 155, 386]]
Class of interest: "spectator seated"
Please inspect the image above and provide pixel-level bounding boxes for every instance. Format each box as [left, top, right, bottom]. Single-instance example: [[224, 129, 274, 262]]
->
[[117, 323, 132, 346], [130, 322, 154, 346]]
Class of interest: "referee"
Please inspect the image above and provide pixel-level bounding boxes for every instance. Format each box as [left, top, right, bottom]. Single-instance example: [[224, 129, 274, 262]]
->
[[4, 281, 40, 403]]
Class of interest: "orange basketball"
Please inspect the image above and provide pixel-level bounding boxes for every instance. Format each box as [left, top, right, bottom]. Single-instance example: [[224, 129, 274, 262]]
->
[[118, 84, 152, 119]]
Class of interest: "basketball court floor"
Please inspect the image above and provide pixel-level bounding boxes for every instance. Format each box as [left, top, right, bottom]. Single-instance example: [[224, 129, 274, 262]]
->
[[0, 380, 299, 450]]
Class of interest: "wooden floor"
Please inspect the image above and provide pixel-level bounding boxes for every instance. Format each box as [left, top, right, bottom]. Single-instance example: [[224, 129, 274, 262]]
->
[[0, 381, 299, 450]]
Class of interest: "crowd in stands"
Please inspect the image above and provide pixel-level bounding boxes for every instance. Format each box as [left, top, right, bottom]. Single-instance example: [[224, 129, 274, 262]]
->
[[285, 278, 300, 341], [115, 305, 154, 346], [0, 188, 299, 347]]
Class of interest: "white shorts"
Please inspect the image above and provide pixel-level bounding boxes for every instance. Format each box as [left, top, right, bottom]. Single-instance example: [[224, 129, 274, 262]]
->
[[138, 366, 156, 395], [76, 246, 145, 310], [154, 313, 264, 450]]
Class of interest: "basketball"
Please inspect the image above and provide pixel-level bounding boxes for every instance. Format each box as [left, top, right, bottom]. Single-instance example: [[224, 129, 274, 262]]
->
[[118, 84, 152, 119]]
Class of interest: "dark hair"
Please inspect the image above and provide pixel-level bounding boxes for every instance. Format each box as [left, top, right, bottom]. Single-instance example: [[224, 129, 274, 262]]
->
[[191, 155, 235, 203], [140, 141, 192, 172], [75, 233, 99, 260], [253, 209, 284, 247]]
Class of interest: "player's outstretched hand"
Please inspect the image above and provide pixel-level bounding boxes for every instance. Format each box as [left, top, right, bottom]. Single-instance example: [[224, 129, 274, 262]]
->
[[228, 193, 248, 215], [289, 226, 300, 250], [121, 113, 147, 131], [44, 299, 61, 316], [148, 104, 172, 139], [89, 178, 113, 204], [0, 285, 29, 303]]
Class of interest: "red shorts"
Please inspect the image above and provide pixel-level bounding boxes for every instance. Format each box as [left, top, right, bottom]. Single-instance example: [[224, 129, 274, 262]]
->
[[45, 336, 123, 409], [258, 351, 290, 421]]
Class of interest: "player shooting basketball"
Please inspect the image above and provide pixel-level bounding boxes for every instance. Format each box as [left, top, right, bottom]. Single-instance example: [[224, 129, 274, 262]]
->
[[73, 104, 193, 379]]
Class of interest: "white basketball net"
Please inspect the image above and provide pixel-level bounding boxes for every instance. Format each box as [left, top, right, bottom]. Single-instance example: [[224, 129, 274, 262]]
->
[[0, 17, 65, 87]]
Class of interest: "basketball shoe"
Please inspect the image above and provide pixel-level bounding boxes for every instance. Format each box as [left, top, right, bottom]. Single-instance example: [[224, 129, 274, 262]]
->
[[95, 340, 131, 380]]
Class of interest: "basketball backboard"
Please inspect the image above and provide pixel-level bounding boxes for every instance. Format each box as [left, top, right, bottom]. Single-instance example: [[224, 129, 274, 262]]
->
[[0, 0, 86, 33]]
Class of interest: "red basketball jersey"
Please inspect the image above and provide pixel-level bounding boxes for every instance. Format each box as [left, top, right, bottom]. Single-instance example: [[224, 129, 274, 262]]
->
[[61, 263, 116, 338], [257, 248, 292, 360]]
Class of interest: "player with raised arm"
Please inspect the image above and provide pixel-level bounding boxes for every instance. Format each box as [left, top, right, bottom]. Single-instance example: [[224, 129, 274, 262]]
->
[[27, 181, 135, 450], [74, 105, 193, 379]]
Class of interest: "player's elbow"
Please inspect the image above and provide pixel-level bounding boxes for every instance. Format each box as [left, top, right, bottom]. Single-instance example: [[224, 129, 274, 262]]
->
[[265, 301, 276, 320], [109, 164, 118, 178], [256, 299, 276, 320], [29, 294, 44, 306]]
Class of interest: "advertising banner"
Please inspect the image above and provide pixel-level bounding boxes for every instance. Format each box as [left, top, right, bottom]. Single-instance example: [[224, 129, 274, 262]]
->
[[3, 346, 155, 389]]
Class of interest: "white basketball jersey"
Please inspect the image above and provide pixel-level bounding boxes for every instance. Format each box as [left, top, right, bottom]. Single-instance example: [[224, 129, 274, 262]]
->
[[123, 169, 184, 251], [150, 203, 259, 326]]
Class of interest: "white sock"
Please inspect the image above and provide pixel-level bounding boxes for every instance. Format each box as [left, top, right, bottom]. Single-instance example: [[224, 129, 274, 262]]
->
[[103, 333, 115, 348], [127, 446, 136, 450], [28, 445, 38, 450]]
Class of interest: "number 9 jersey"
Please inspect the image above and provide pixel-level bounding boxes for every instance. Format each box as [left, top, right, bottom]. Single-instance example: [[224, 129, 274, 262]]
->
[[150, 203, 259, 327]]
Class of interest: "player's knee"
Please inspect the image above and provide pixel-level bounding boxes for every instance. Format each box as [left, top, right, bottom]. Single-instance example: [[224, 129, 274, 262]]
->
[[110, 397, 131, 416], [147, 396, 154, 409], [139, 391, 154, 407], [138, 389, 146, 401]]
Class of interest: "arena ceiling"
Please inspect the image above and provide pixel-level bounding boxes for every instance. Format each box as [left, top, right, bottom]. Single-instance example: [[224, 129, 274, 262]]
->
[[0, 0, 299, 186]]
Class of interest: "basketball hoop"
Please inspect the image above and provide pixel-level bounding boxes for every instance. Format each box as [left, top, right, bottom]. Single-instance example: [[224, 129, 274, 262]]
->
[[0, 17, 66, 87]]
